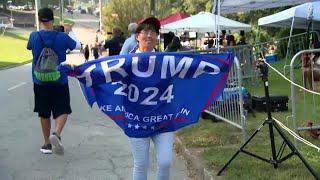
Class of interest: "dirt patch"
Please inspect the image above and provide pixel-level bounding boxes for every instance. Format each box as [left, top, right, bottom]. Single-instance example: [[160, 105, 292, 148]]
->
[[174, 136, 224, 180]]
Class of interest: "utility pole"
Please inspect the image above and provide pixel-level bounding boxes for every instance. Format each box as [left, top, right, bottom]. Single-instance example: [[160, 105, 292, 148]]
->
[[60, 0, 64, 24], [99, 0, 102, 31], [35, 0, 41, 31], [150, 0, 155, 16]]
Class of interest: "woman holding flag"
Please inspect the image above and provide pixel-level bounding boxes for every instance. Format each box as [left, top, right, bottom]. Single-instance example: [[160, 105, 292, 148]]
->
[[61, 15, 234, 180], [128, 17, 174, 180]]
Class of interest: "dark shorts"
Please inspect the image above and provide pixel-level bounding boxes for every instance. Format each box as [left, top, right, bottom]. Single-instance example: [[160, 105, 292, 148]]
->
[[33, 84, 72, 119]]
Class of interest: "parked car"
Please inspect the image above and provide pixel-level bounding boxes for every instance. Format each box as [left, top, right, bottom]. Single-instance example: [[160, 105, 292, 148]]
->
[[22, 5, 32, 10]]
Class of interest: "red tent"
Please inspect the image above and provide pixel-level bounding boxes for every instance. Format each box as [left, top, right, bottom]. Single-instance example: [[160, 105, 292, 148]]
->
[[159, 11, 189, 26]]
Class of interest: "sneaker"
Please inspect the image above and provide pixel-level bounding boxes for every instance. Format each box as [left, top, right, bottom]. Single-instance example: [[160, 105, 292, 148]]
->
[[49, 132, 64, 155], [40, 144, 52, 154]]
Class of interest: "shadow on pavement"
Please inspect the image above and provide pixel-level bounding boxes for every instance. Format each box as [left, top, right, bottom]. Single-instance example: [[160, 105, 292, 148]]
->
[[0, 61, 31, 70]]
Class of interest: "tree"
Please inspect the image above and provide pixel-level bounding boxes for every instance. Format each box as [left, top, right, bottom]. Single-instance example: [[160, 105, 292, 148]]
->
[[102, 0, 149, 35], [182, 0, 212, 15], [102, 0, 177, 35]]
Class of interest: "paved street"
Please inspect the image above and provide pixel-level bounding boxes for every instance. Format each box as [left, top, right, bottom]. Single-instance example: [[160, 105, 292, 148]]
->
[[0, 13, 190, 180]]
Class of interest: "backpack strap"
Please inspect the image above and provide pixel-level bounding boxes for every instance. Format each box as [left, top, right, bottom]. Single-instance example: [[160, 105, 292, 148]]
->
[[49, 31, 59, 48], [37, 31, 59, 48], [37, 32, 46, 48], [129, 46, 139, 54]]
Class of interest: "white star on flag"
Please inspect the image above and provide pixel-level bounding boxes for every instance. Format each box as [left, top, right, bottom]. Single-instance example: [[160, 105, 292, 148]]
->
[[142, 126, 147, 129], [151, 126, 155, 130], [135, 124, 140, 129], [128, 123, 132, 128]]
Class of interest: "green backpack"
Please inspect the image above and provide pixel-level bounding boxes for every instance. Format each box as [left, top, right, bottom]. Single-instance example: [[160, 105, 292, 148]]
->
[[34, 32, 60, 82]]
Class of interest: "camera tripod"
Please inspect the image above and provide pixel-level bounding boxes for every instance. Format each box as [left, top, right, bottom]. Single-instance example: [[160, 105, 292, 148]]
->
[[217, 61, 319, 179]]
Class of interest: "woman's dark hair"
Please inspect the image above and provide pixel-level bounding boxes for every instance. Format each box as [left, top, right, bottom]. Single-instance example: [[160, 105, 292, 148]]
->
[[240, 30, 245, 37], [166, 36, 181, 51], [135, 23, 159, 34], [227, 35, 235, 46]]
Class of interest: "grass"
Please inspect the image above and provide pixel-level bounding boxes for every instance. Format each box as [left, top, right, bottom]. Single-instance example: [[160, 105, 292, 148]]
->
[[0, 31, 32, 68], [177, 59, 320, 179], [54, 16, 75, 25], [0, 16, 75, 69]]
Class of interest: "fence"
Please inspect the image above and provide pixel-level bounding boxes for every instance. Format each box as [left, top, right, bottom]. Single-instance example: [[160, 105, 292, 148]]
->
[[184, 47, 253, 143], [289, 49, 320, 147], [182, 32, 320, 143], [254, 31, 319, 75]]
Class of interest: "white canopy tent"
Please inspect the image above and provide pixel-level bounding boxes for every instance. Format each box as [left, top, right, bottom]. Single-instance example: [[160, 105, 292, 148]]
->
[[257, 2, 320, 61], [213, 0, 320, 52], [215, 0, 320, 14], [258, 2, 320, 29], [161, 11, 251, 33]]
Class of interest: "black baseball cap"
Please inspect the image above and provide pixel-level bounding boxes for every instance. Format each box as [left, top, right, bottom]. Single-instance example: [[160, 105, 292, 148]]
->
[[38, 7, 54, 22]]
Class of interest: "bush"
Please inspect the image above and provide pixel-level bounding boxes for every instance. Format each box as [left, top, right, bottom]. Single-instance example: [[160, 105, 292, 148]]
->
[[87, 6, 94, 14]]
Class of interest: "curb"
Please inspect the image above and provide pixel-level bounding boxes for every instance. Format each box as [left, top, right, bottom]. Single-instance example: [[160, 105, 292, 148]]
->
[[174, 136, 221, 180], [0, 60, 32, 71]]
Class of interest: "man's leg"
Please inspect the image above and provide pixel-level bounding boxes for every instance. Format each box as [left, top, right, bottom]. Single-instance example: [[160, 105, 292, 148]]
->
[[49, 85, 71, 155], [40, 117, 51, 144], [34, 84, 52, 154], [55, 114, 68, 136], [50, 114, 68, 155]]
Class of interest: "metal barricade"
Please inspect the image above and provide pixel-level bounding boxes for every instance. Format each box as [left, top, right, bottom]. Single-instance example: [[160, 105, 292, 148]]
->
[[183, 48, 249, 142], [289, 49, 320, 147]]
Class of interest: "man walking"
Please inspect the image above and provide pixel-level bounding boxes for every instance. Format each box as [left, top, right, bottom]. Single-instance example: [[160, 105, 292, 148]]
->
[[101, 27, 125, 56], [27, 7, 80, 155]]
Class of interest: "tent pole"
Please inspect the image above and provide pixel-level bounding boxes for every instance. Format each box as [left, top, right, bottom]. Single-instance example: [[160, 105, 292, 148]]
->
[[285, 17, 295, 65], [217, 0, 220, 53], [255, 26, 260, 58]]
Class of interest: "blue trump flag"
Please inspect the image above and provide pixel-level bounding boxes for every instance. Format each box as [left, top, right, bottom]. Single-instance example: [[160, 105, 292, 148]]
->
[[60, 52, 234, 138]]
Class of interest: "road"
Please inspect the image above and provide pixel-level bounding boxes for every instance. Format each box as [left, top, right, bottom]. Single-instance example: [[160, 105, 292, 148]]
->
[[0, 14, 190, 180]]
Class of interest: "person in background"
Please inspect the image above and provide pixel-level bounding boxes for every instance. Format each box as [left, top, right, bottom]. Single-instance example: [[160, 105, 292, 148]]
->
[[89, 44, 93, 56], [84, 44, 90, 62], [238, 30, 247, 45], [304, 41, 320, 89], [219, 30, 227, 46], [165, 36, 182, 52], [92, 43, 100, 59], [120, 22, 138, 55], [100, 27, 125, 56], [226, 34, 236, 46], [79, 42, 83, 55], [129, 17, 173, 180], [27, 7, 81, 155]]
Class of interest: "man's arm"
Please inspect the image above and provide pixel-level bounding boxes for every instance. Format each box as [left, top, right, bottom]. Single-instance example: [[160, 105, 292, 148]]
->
[[119, 39, 130, 55], [27, 32, 34, 50], [68, 31, 81, 49], [64, 23, 81, 50], [100, 40, 108, 52]]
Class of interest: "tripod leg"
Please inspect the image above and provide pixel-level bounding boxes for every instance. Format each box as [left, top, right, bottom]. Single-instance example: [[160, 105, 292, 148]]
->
[[217, 121, 267, 176], [268, 122, 278, 168], [272, 122, 319, 179]]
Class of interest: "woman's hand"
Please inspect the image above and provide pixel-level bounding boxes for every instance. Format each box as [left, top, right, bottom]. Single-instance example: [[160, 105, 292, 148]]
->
[[62, 62, 75, 69]]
